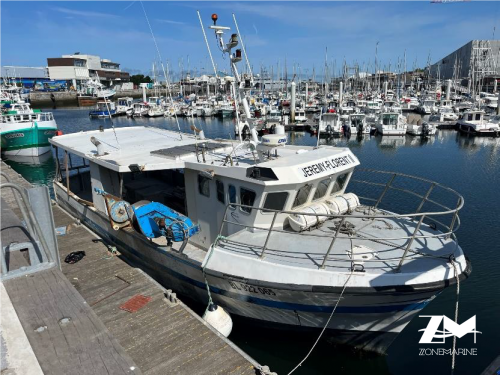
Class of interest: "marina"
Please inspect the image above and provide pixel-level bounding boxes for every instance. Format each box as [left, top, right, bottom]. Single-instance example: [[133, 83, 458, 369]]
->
[[2, 2, 500, 375], [2, 106, 499, 375]]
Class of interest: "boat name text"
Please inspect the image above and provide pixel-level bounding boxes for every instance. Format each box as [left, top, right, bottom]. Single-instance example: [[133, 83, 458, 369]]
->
[[4, 133, 24, 139], [301, 155, 354, 178], [228, 281, 276, 296]]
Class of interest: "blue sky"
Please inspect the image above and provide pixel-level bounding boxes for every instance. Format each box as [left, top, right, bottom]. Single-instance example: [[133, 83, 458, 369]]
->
[[1, 1, 499, 78]]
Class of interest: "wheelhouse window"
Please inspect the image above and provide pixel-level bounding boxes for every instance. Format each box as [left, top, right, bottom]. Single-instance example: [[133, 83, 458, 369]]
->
[[228, 184, 237, 208], [382, 114, 398, 125], [475, 113, 481, 121], [198, 175, 210, 197], [216, 180, 224, 204], [240, 188, 256, 214], [313, 178, 331, 200], [263, 192, 289, 213], [331, 173, 349, 195], [292, 184, 312, 208]]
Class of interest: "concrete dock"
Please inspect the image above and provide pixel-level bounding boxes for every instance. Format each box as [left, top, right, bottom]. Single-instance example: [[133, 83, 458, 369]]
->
[[1, 161, 268, 375]]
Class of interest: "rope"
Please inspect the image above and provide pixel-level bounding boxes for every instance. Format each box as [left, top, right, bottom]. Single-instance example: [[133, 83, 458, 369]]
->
[[287, 269, 354, 375], [450, 256, 460, 375], [201, 235, 227, 313]]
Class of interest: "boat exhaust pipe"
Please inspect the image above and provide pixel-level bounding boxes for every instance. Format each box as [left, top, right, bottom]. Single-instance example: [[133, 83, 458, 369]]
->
[[90, 136, 105, 156]]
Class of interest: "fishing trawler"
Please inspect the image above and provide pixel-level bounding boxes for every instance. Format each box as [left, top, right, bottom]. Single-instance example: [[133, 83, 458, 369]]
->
[[1, 102, 58, 156], [89, 101, 117, 118], [49, 14, 470, 354]]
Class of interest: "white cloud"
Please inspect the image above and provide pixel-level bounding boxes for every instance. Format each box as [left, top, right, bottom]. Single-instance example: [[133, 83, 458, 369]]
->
[[156, 19, 185, 25], [52, 6, 119, 18]]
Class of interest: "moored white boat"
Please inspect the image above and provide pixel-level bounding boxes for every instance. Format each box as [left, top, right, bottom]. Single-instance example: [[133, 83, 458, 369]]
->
[[47, 14, 471, 355], [456, 110, 500, 137], [374, 112, 407, 136]]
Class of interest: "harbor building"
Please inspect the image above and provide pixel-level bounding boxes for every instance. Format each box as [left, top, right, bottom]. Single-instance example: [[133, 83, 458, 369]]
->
[[430, 40, 500, 81], [47, 53, 130, 88], [0, 66, 51, 87]]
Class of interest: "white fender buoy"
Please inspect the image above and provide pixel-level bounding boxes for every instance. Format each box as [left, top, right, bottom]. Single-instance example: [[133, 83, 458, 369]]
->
[[203, 304, 233, 337]]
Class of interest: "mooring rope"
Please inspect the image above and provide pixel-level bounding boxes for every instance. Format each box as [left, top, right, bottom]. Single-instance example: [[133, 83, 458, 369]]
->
[[287, 269, 354, 375], [201, 235, 227, 313]]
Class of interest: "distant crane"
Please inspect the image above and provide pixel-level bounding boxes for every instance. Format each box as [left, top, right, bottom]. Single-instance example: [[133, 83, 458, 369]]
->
[[431, 0, 471, 3]]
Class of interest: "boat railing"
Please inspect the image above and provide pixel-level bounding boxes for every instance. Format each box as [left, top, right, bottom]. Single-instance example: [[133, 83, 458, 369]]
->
[[0, 112, 53, 123], [215, 168, 463, 272]]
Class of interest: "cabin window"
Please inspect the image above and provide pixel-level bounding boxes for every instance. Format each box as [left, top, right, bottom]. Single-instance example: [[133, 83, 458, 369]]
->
[[475, 113, 481, 121], [292, 184, 312, 209], [262, 192, 289, 213], [331, 173, 349, 195], [216, 180, 225, 204], [228, 184, 237, 208], [198, 175, 210, 197], [468, 114, 473, 121], [240, 188, 256, 214], [313, 178, 331, 200]]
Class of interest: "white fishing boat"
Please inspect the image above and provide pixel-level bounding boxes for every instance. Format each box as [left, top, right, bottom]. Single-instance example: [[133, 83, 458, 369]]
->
[[429, 107, 459, 122], [80, 79, 116, 99], [417, 99, 437, 115], [344, 113, 370, 136], [406, 121, 437, 137], [293, 108, 307, 123], [318, 112, 343, 137], [267, 108, 282, 121], [89, 101, 117, 118], [456, 110, 500, 137], [48, 14, 471, 355], [1, 102, 58, 156], [127, 102, 149, 117], [374, 112, 407, 136], [116, 97, 133, 116], [49, 122, 470, 354], [198, 104, 213, 117]]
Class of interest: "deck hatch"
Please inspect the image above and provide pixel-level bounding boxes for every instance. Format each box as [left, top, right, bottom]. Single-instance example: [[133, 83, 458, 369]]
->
[[150, 142, 231, 159]]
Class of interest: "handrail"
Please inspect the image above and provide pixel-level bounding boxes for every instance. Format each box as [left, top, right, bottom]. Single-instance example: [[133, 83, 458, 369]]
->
[[0, 182, 58, 264], [215, 169, 464, 270]]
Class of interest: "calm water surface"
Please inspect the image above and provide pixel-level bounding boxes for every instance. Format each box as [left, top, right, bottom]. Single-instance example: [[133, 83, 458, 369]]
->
[[3, 107, 499, 375]]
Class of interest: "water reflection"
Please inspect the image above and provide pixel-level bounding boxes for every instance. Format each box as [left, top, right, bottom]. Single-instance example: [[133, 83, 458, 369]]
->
[[376, 135, 406, 149], [2, 152, 56, 187]]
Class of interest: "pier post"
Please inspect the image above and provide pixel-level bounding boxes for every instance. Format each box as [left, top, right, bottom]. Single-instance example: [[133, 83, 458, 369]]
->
[[494, 79, 498, 94], [339, 81, 344, 106], [383, 81, 388, 98], [291, 82, 296, 123], [142, 85, 147, 102], [497, 90, 500, 115], [305, 82, 308, 103]]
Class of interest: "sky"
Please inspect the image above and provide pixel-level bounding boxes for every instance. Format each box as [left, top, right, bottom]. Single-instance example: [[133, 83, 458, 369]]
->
[[1, 1, 499, 78]]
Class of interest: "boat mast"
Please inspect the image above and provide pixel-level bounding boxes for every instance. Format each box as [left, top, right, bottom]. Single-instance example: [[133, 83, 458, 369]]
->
[[232, 13, 253, 84]]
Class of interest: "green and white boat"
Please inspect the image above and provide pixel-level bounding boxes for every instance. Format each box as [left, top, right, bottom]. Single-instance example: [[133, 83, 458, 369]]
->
[[1, 102, 58, 156]]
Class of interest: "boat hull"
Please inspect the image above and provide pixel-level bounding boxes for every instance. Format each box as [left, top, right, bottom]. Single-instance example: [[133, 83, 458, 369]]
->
[[457, 123, 500, 137], [1, 120, 57, 156], [53, 182, 470, 354]]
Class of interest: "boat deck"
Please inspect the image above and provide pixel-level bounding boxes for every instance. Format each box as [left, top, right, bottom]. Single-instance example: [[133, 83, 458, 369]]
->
[[1, 161, 261, 375], [219, 209, 458, 274]]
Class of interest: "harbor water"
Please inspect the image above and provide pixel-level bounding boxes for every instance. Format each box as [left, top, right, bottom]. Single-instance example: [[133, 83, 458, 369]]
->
[[3, 107, 499, 375]]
